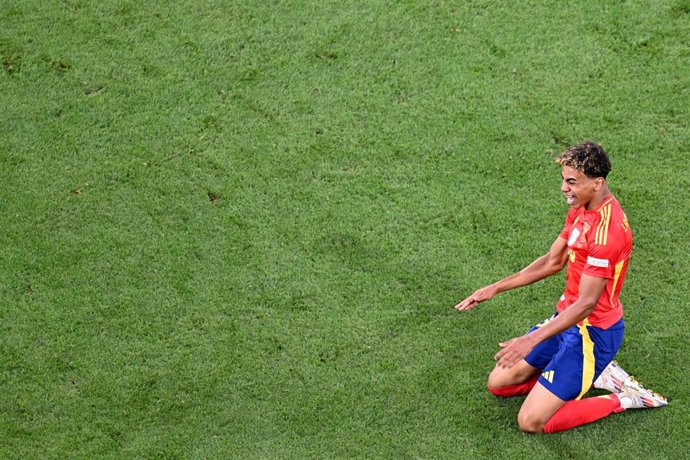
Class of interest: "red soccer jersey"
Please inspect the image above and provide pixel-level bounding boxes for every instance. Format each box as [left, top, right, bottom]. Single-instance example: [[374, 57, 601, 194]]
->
[[557, 195, 632, 329]]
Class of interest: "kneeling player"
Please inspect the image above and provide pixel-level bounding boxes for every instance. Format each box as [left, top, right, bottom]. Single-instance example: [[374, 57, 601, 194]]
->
[[455, 142, 666, 433]]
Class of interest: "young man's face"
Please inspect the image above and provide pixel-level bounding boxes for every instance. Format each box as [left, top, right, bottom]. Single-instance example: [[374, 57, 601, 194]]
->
[[560, 165, 601, 210]]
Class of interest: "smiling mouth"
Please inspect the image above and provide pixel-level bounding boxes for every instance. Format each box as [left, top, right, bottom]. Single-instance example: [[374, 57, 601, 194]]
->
[[565, 195, 575, 205]]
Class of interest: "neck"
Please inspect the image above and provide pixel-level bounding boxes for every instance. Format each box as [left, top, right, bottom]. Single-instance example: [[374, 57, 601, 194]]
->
[[585, 187, 611, 211]]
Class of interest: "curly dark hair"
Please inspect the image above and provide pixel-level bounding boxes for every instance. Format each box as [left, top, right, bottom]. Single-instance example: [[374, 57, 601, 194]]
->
[[556, 141, 611, 179]]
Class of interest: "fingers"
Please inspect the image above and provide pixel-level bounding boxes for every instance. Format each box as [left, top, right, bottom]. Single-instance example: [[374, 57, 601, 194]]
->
[[495, 339, 518, 367], [497, 339, 513, 349], [495, 351, 518, 368], [455, 292, 483, 311], [455, 285, 495, 311], [494, 343, 508, 360], [454, 299, 470, 310], [455, 298, 477, 311]]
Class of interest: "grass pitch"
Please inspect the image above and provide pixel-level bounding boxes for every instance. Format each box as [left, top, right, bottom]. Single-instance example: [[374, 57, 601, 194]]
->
[[1, 1, 689, 458]]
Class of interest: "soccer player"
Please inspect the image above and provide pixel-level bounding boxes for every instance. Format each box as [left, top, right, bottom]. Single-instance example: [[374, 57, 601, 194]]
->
[[455, 141, 667, 434]]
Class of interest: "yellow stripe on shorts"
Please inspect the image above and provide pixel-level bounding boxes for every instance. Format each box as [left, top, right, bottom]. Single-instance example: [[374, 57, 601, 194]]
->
[[576, 319, 595, 400]]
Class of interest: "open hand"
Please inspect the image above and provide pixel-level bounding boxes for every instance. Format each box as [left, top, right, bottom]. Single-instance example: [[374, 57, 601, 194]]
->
[[494, 334, 537, 368], [455, 284, 498, 311]]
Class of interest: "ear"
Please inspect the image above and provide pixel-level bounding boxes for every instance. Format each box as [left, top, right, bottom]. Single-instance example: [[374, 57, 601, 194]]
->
[[593, 177, 605, 191]]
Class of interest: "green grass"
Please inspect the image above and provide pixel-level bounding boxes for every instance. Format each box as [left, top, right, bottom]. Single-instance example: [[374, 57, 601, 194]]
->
[[1, 0, 689, 458]]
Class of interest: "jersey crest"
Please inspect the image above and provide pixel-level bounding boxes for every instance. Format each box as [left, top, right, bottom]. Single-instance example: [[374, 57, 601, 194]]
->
[[581, 222, 591, 244]]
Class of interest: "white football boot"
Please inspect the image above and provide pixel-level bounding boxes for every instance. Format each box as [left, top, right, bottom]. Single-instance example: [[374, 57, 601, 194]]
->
[[594, 360, 631, 393], [617, 378, 668, 409]]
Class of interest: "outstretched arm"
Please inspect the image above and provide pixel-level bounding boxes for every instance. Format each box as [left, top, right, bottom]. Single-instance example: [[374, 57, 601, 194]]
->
[[455, 236, 569, 311]]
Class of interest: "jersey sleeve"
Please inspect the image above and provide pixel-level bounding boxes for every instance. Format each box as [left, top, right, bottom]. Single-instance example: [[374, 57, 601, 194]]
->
[[583, 227, 625, 279], [559, 208, 578, 240]]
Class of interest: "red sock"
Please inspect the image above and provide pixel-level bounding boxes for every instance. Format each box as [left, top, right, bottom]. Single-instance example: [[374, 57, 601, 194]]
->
[[543, 394, 624, 433], [488, 377, 539, 397]]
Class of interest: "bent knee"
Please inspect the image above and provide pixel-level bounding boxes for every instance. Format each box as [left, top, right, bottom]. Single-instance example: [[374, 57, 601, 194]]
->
[[487, 367, 515, 389], [487, 361, 539, 389], [517, 413, 545, 434], [486, 373, 501, 390]]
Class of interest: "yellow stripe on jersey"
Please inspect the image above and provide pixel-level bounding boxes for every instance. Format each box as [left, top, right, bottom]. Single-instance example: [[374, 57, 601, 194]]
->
[[596, 203, 612, 245], [610, 260, 625, 306], [576, 319, 595, 400]]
